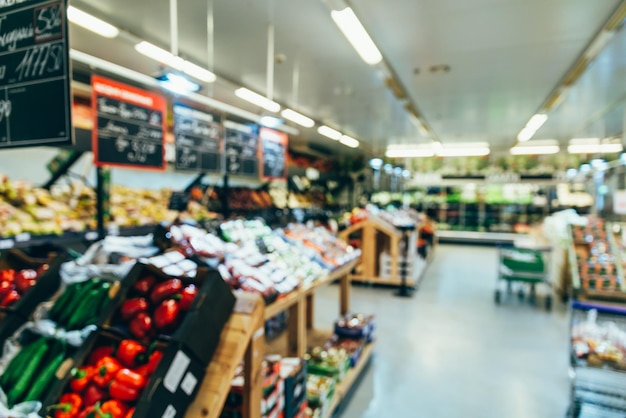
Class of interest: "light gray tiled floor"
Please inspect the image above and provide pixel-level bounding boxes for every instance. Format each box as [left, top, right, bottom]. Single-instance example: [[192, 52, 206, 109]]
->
[[313, 244, 571, 418]]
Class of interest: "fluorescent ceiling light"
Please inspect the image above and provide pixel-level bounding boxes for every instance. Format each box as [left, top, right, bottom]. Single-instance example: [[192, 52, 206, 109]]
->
[[135, 41, 184, 70], [517, 114, 548, 142], [568, 144, 624, 154], [517, 127, 535, 142], [386, 144, 434, 158], [260, 116, 283, 128], [526, 114, 548, 131], [340, 135, 360, 148], [181, 61, 216, 83], [317, 125, 342, 140], [567, 137, 623, 154], [67, 6, 119, 38], [437, 142, 490, 157], [330, 7, 383, 65], [157, 73, 200, 94], [234, 88, 280, 113], [510, 139, 559, 155], [281, 109, 315, 128]]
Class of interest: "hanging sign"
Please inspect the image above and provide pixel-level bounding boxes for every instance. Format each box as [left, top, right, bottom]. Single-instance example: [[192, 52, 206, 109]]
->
[[614, 190, 626, 215], [224, 120, 259, 178], [173, 103, 222, 172], [0, 0, 72, 148], [259, 127, 287, 180], [92, 75, 166, 170]]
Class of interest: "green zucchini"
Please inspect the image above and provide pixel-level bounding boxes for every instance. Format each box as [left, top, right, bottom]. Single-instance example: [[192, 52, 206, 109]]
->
[[58, 279, 100, 326], [6, 338, 49, 407], [55, 282, 85, 325], [0, 336, 46, 389], [81, 282, 111, 328], [49, 283, 78, 322], [22, 339, 67, 402], [66, 287, 102, 330]]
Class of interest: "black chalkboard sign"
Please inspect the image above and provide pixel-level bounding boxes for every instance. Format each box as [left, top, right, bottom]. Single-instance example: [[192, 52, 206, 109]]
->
[[224, 120, 259, 178], [0, 0, 72, 149], [260, 127, 288, 180], [168, 191, 189, 211], [173, 103, 222, 172], [92, 75, 166, 170]]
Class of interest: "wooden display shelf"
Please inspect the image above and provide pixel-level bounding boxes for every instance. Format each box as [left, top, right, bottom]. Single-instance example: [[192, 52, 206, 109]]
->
[[322, 343, 375, 418], [186, 292, 265, 418], [263, 258, 358, 321]]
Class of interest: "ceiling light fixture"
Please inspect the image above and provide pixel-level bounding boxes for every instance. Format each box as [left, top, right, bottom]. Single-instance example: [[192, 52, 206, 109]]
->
[[510, 140, 560, 155], [260, 116, 284, 128], [67, 6, 120, 38], [317, 125, 342, 140], [281, 109, 315, 128], [135, 42, 217, 84], [181, 61, 216, 83], [330, 7, 382, 65], [135, 41, 184, 70], [156, 73, 201, 94], [517, 113, 548, 142], [567, 138, 623, 154], [386, 144, 434, 158], [234, 88, 281, 113], [437, 142, 490, 157], [340, 135, 360, 148]]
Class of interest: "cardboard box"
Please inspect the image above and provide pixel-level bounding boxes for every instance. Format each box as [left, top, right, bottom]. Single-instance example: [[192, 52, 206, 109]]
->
[[0, 249, 64, 319], [102, 261, 235, 366], [42, 329, 205, 418]]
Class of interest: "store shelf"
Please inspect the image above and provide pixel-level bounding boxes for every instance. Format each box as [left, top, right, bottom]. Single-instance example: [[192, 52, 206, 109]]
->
[[264, 258, 358, 320], [186, 292, 264, 418], [0, 225, 158, 250]]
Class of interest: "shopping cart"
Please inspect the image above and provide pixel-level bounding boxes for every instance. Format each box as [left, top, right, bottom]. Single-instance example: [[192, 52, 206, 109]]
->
[[494, 245, 553, 310], [568, 302, 626, 417]]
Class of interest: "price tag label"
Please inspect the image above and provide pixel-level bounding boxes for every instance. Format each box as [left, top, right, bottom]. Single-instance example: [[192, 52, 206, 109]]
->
[[0, 239, 14, 250], [85, 231, 99, 241], [14, 233, 31, 243]]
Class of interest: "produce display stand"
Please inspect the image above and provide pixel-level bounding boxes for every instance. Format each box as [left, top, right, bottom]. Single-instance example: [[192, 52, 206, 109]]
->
[[263, 257, 375, 418], [339, 216, 429, 287], [186, 292, 265, 418], [567, 219, 626, 417]]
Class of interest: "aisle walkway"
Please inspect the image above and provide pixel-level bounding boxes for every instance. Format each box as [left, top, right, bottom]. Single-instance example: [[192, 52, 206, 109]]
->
[[314, 244, 570, 418]]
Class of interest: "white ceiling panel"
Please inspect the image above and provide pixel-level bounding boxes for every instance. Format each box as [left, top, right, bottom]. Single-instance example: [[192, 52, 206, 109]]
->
[[67, 0, 624, 156]]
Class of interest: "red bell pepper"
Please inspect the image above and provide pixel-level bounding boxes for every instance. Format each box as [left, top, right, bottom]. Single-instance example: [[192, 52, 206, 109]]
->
[[70, 365, 95, 393], [88, 346, 115, 366], [119, 298, 149, 321], [143, 350, 163, 376], [108, 380, 140, 403], [132, 276, 156, 295], [128, 312, 154, 340], [83, 384, 107, 406], [124, 407, 135, 418], [93, 356, 122, 387], [154, 299, 180, 331], [53, 393, 83, 418], [0, 289, 20, 307], [97, 400, 128, 418], [0, 269, 15, 283], [114, 368, 146, 390], [116, 339, 147, 368], [179, 284, 198, 311], [15, 269, 38, 293], [150, 279, 183, 304], [0, 280, 13, 299]]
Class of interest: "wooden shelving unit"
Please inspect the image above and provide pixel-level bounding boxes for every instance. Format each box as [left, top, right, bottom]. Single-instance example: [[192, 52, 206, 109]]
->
[[339, 216, 430, 287], [187, 257, 364, 418], [186, 292, 265, 418]]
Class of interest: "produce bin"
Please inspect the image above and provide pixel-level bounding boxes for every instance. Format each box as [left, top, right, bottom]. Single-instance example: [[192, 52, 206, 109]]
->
[[102, 261, 236, 366]]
